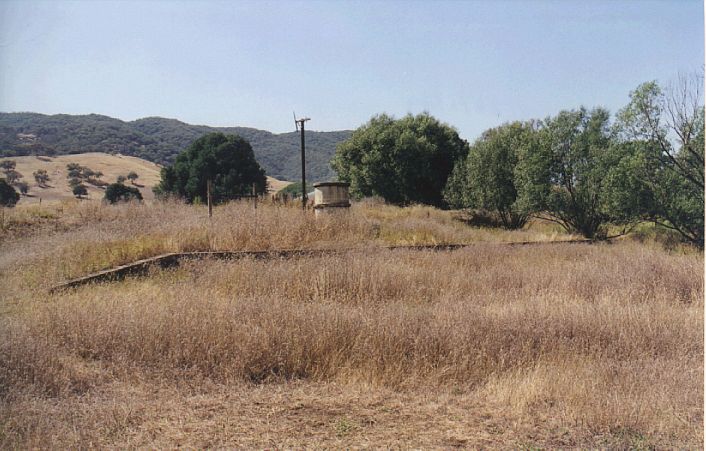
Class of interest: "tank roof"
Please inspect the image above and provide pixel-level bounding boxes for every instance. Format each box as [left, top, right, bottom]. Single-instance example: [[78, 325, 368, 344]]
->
[[313, 181, 350, 188]]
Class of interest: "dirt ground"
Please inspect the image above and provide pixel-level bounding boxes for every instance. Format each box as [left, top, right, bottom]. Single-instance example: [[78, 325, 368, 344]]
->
[[4, 379, 658, 449]]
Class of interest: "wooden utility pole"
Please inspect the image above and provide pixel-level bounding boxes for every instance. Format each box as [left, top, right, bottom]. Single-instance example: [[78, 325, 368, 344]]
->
[[294, 115, 310, 210]]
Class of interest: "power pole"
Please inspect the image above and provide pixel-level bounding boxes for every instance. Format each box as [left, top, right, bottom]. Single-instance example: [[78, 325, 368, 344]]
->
[[294, 114, 310, 210]]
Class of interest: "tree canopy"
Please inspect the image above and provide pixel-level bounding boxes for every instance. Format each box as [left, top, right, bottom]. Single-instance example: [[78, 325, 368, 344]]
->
[[33, 169, 50, 186], [445, 107, 660, 239], [513, 107, 644, 239], [0, 179, 19, 207], [72, 184, 88, 199], [104, 182, 143, 204], [616, 75, 704, 246], [444, 121, 538, 229], [155, 132, 267, 204], [332, 113, 468, 207]]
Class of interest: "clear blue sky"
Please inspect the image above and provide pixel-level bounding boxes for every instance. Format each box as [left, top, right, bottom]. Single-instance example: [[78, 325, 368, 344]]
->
[[0, 0, 703, 141]]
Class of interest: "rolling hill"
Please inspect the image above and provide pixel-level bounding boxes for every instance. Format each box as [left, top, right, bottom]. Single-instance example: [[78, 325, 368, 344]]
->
[[0, 113, 352, 182], [0, 153, 290, 204]]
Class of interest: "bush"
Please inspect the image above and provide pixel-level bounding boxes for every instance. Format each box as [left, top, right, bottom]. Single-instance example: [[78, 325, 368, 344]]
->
[[104, 183, 143, 204], [72, 184, 88, 199], [0, 178, 19, 207]]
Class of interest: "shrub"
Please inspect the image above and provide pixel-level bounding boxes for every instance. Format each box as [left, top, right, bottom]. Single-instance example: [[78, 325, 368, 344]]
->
[[0, 178, 19, 207], [104, 183, 143, 204]]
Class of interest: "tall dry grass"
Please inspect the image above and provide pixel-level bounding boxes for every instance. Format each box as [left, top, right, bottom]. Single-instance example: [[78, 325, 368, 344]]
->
[[0, 201, 702, 448], [1, 199, 577, 291]]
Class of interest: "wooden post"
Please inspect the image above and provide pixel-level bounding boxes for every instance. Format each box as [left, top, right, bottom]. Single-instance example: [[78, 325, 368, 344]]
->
[[252, 183, 257, 209], [294, 116, 310, 211], [300, 120, 307, 210], [207, 178, 212, 218]]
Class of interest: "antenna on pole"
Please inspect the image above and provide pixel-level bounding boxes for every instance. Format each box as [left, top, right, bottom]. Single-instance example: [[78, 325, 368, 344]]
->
[[293, 113, 311, 210]]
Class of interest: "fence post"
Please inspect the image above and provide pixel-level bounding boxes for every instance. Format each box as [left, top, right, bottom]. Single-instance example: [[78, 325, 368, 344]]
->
[[207, 178, 213, 218]]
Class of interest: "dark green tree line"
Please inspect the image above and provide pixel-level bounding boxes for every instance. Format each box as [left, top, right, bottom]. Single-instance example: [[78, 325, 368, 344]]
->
[[443, 74, 702, 246]]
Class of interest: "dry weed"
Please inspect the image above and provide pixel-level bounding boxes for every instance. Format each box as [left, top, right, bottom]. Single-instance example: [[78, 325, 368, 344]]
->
[[0, 201, 701, 448]]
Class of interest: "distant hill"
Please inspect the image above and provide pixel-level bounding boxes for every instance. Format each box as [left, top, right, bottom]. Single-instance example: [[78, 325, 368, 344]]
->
[[0, 153, 290, 205], [0, 113, 352, 181]]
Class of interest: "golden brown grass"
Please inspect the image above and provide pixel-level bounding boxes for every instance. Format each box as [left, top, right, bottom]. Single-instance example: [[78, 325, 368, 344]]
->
[[0, 201, 702, 448], [0, 153, 290, 205], [0, 153, 163, 204]]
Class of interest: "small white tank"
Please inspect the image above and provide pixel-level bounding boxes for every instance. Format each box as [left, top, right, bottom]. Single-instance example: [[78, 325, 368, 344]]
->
[[313, 182, 350, 216]]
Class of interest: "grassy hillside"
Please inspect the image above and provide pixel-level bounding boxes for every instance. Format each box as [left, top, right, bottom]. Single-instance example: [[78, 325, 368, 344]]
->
[[0, 113, 352, 181], [0, 153, 290, 204], [0, 200, 702, 448]]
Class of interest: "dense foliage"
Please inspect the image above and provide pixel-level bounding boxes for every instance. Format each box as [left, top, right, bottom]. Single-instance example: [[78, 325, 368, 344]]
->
[[155, 132, 267, 204], [332, 113, 468, 207], [0, 113, 351, 181], [516, 108, 645, 239], [445, 122, 537, 229], [616, 78, 704, 246], [104, 183, 143, 204], [0, 178, 19, 207], [444, 76, 703, 245], [72, 184, 87, 199]]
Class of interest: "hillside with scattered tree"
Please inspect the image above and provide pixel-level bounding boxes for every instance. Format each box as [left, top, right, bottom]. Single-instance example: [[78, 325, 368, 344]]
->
[[0, 113, 352, 181]]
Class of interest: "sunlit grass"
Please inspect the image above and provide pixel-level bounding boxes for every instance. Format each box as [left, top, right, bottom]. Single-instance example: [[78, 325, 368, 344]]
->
[[0, 199, 702, 448]]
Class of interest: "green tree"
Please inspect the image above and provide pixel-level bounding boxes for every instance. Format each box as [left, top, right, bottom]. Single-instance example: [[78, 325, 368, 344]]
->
[[0, 160, 16, 172], [127, 171, 139, 184], [72, 184, 88, 199], [66, 163, 82, 179], [104, 182, 143, 204], [116, 175, 127, 184], [616, 75, 704, 246], [444, 122, 538, 229], [331, 113, 469, 207], [155, 132, 267, 203], [16, 181, 29, 195], [82, 167, 95, 179], [0, 178, 19, 207], [68, 177, 82, 188], [279, 181, 305, 197], [4, 169, 22, 184], [33, 169, 50, 186], [515, 107, 640, 239]]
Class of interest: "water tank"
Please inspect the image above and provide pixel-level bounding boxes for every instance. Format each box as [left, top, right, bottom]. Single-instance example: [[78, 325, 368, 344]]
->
[[313, 182, 350, 216]]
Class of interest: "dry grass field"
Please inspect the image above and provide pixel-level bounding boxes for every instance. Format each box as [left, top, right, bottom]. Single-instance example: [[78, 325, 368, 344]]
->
[[0, 153, 290, 204], [0, 200, 702, 448]]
